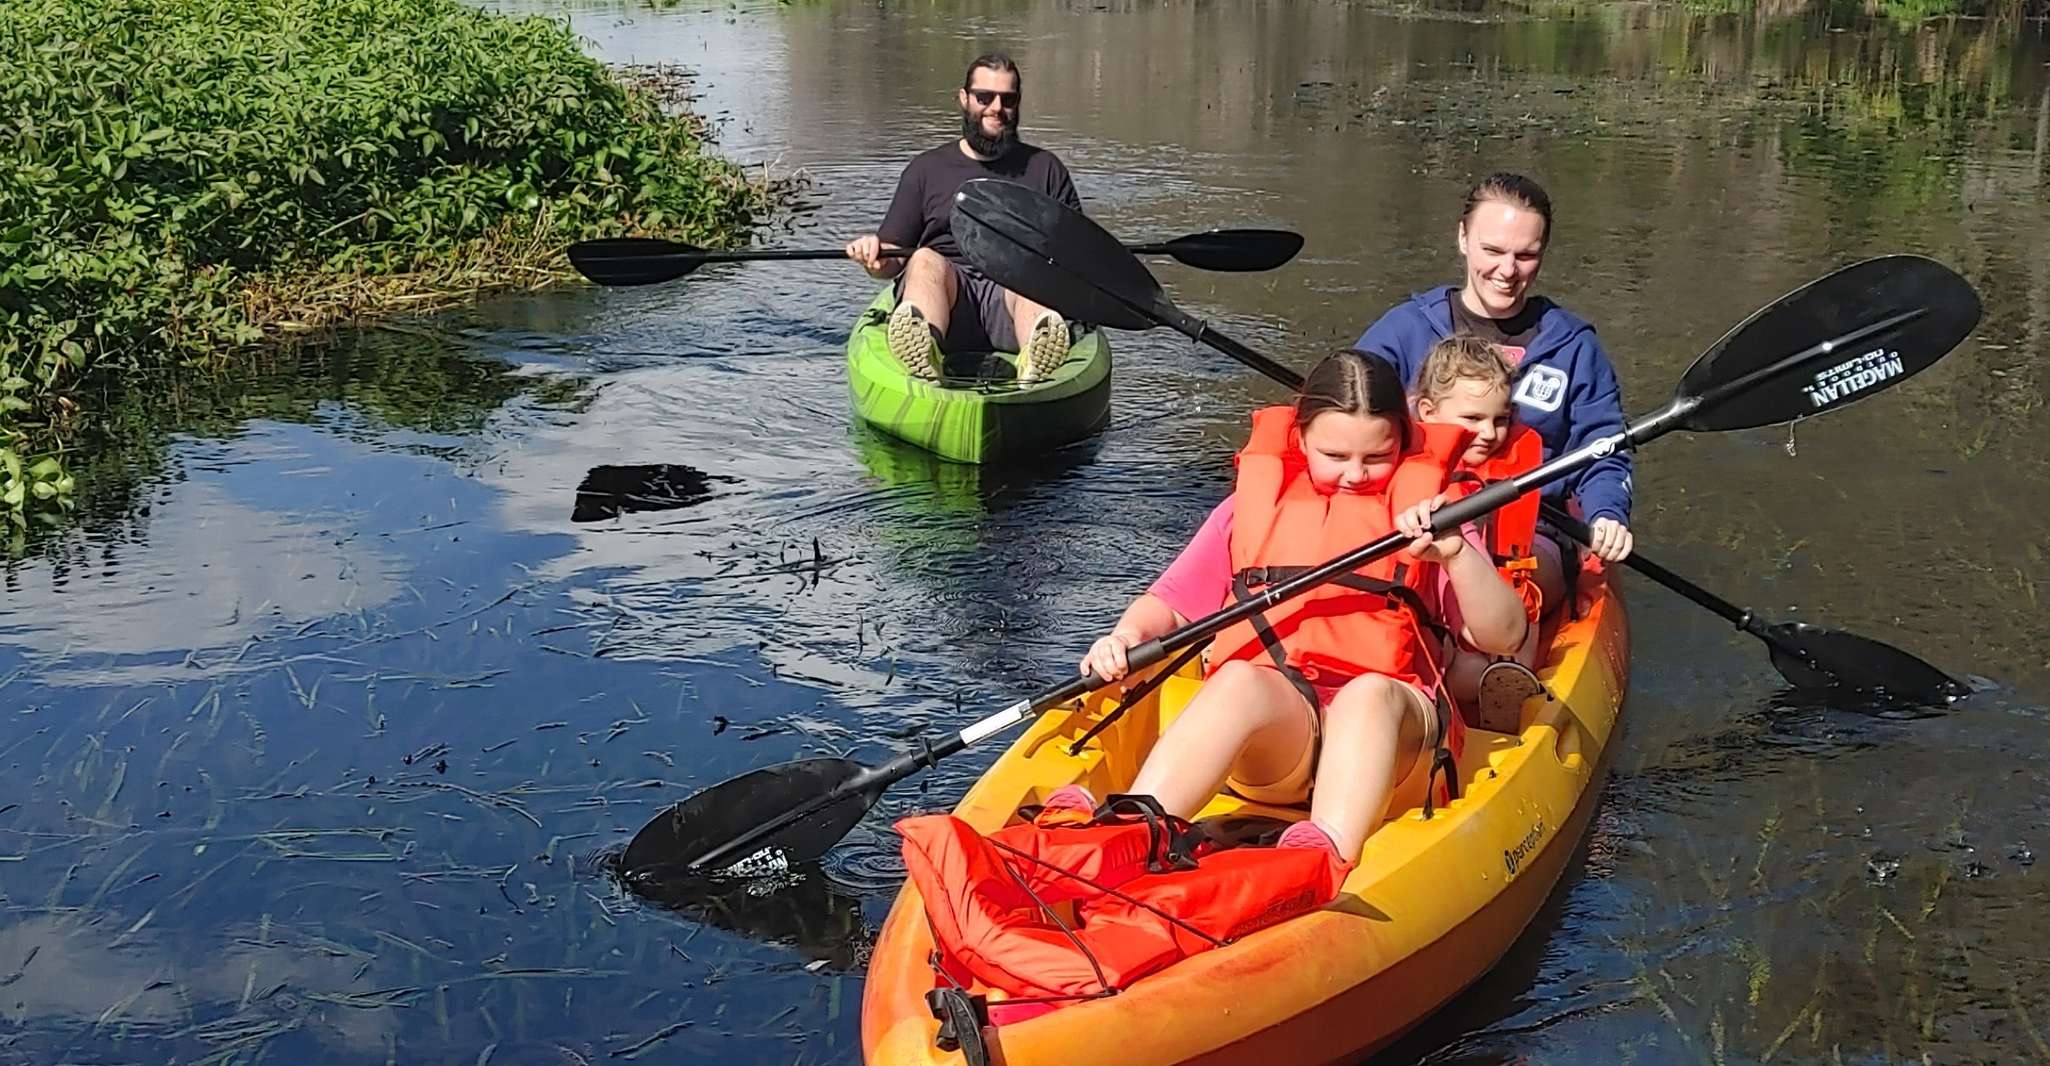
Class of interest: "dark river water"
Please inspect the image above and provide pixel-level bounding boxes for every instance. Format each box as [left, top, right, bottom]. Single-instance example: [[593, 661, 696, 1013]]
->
[[5, 1, 2049, 1062]]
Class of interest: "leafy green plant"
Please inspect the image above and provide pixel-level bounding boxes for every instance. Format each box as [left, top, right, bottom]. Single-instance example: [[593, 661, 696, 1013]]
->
[[0, 444, 74, 531], [0, 0, 773, 526]]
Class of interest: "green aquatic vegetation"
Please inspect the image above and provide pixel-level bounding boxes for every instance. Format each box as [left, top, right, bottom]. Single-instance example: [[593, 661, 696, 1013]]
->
[[1612, 774, 2045, 1064], [0, 0, 773, 524], [0, 444, 74, 533]]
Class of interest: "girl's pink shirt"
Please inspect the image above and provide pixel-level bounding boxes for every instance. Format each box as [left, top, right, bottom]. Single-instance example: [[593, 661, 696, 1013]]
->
[[1146, 495, 1491, 635]]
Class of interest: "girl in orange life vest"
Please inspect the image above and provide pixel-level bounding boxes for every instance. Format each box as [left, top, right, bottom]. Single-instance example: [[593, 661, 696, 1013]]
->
[[1054, 350, 1530, 867], [1411, 335, 1547, 718]]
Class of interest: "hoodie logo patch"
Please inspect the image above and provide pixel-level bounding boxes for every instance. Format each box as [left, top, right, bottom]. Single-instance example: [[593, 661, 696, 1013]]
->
[[1513, 365, 1568, 413]]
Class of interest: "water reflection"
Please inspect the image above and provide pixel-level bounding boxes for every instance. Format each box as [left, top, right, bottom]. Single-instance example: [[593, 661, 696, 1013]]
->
[[0, 913, 404, 1056], [1, 472, 400, 669], [3, 0, 2048, 1063]]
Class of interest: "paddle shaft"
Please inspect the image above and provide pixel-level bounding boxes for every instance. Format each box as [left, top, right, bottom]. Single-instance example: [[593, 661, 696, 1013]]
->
[[611, 240, 1244, 266], [1536, 502, 1748, 626], [1171, 313, 1312, 390]]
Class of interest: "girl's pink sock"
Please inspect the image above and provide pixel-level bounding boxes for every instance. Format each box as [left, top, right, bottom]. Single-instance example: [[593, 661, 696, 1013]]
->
[[1276, 818, 1344, 863]]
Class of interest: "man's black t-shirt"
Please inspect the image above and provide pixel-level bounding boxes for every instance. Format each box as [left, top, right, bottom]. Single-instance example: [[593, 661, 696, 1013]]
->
[[877, 141, 1080, 261], [1448, 291, 1547, 366]]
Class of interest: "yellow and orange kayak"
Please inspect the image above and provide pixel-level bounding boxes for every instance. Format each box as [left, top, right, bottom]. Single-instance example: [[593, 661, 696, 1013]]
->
[[862, 569, 1630, 1065]]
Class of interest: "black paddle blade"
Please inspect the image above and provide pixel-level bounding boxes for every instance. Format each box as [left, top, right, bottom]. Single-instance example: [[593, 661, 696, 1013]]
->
[[626, 860, 874, 971], [621, 757, 876, 876], [1677, 255, 1981, 432], [952, 178, 1163, 330], [1152, 229, 1305, 272], [571, 463, 730, 522], [567, 237, 704, 286], [1761, 621, 1968, 706]]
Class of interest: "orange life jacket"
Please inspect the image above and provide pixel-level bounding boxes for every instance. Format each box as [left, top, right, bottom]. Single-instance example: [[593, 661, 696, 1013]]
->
[[1447, 424, 1545, 624], [1207, 406, 1470, 695], [1203, 406, 1471, 814], [898, 798, 1347, 1024]]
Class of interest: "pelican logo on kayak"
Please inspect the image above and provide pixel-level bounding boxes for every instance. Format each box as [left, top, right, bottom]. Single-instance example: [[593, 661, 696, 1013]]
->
[[1805, 347, 1904, 409], [1503, 818, 1546, 879]]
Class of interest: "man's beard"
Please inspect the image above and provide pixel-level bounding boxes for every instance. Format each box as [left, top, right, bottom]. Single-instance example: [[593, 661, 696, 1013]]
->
[[961, 109, 1018, 157]]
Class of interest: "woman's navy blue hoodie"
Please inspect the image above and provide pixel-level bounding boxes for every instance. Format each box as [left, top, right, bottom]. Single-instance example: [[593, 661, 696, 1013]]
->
[[1355, 286, 1633, 526]]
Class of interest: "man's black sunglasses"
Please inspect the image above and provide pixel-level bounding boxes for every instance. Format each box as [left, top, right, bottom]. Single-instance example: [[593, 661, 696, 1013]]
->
[[968, 89, 1020, 108]]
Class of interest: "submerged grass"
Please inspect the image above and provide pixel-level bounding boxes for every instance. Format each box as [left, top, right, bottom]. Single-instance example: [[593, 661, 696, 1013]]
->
[[1604, 753, 2050, 1063]]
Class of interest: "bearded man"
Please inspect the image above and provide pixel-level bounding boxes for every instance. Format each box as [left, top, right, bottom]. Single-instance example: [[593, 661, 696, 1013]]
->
[[843, 54, 1081, 382]]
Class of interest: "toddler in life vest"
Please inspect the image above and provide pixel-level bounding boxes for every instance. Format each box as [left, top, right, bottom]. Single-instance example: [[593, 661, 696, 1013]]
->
[[1410, 335, 1549, 727], [1056, 349, 1530, 872]]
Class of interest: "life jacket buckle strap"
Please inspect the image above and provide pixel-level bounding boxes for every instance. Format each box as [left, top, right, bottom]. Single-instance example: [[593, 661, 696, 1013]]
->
[[926, 988, 991, 1059], [1233, 566, 1405, 602], [1419, 680, 1461, 821], [1100, 794, 1203, 872]]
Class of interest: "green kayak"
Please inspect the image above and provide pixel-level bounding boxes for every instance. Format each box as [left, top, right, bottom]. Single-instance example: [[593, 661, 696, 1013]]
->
[[846, 287, 1111, 464]]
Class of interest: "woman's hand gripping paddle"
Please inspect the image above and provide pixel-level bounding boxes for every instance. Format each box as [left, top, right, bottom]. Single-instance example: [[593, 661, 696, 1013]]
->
[[616, 195, 1978, 878]]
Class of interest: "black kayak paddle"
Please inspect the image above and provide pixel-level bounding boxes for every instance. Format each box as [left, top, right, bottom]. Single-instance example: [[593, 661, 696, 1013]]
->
[[953, 177, 1970, 708], [566, 228, 1305, 287], [615, 200, 1979, 878]]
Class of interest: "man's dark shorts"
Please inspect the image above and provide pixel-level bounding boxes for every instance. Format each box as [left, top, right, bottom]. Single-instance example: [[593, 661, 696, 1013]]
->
[[895, 258, 1018, 353]]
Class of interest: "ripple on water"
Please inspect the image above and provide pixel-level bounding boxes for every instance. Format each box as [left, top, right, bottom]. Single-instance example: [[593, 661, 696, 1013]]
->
[[7, 1, 2050, 1063]]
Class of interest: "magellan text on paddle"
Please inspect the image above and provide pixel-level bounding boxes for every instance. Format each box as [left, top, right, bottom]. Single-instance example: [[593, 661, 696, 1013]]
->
[[1805, 348, 1904, 408]]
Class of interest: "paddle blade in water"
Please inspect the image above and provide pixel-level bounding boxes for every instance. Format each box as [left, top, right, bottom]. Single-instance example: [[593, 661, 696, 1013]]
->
[[1761, 621, 1967, 706], [1677, 255, 1981, 432], [952, 179, 1163, 330], [621, 757, 875, 876], [1154, 229, 1306, 272], [571, 463, 728, 522], [627, 861, 872, 971], [567, 237, 704, 286]]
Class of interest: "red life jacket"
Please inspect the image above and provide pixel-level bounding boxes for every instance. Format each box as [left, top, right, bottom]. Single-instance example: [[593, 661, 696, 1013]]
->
[[1207, 406, 1470, 694], [1447, 424, 1545, 624], [898, 799, 1347, 1023]]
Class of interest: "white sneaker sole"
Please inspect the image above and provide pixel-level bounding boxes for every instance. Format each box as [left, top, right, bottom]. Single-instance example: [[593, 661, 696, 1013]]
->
[[1016, 315, 1070, 384], [886, 303, 943, 379]]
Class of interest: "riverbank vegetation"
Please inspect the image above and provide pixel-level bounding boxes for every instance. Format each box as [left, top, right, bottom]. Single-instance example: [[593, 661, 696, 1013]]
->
[[0, 0, 774, 528], [1672, 0, 2048, 19]]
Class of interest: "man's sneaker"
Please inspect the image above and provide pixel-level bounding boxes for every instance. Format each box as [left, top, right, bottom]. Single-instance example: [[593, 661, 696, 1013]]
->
[[1015, 310, 1070, 384], [886, 301, 944, 379]]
